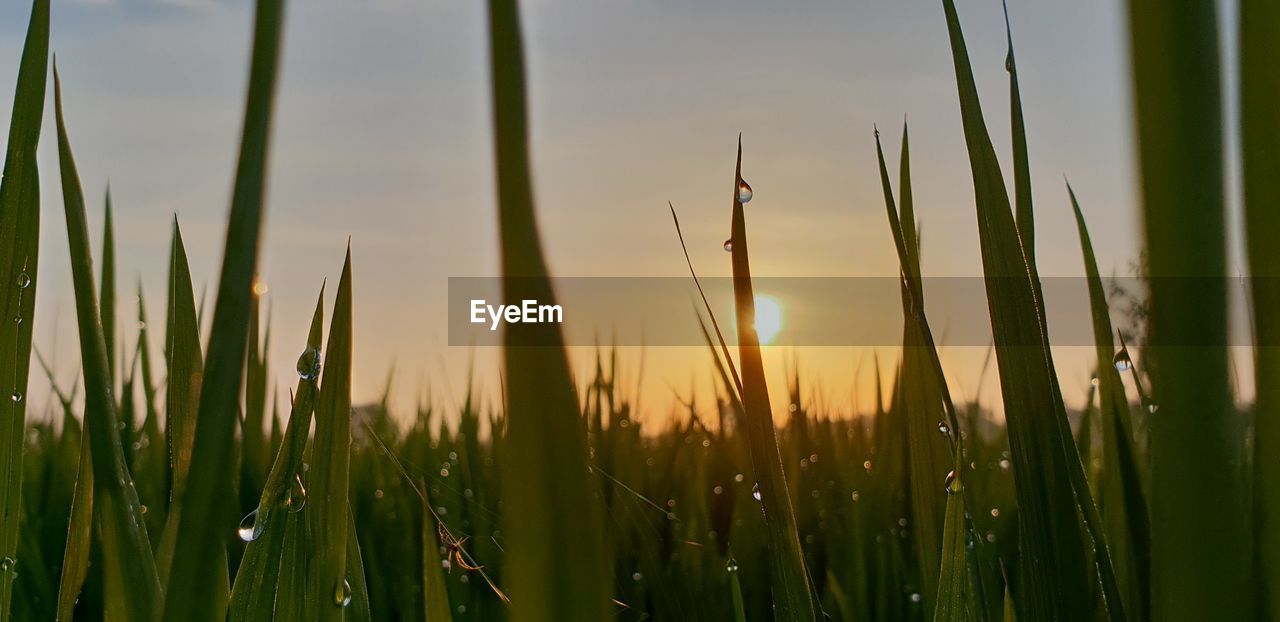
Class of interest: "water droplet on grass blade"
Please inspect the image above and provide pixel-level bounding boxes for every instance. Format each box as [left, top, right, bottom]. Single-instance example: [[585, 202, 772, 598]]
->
[[15, 273, 30, 289], [723, 239, 733, 252], [333, 578, 352, 607], [751, 482, 762, 501], [285, 475, 307, 512], [10, 391, 20, 403], [238, 509, 263, 542], [1113, 350, 1133, 372], [725, 558, 739, 573], [737, 179, 753, 204], [0, 557, 14, 573], [296, 347, 321, 380], [944, 470, 963, 495], [937, 421, 950, 436]]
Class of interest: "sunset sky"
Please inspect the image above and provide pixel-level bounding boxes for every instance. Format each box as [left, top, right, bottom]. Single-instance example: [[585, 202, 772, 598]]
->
[[0, 0, 1249, 423]]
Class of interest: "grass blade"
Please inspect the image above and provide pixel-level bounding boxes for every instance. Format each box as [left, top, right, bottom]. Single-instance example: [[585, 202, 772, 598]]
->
[[1241, 0, 1280, 615], [155, 221, 205, 586], [1002, 3, 1034, 263], [227, 286, 324, 621], [487, 0, 612, 619], [874, 127, 952, 612], [305, 249, 354, 621], [727, 137, 818, 620], [1125, 0, 1251, 618], [1069, 184, 1151, 620], [100, 189, 115, 382], [162, 0, 285, 617], [421, 489, 452, 622], [0, 1, 48, 616], [54, 62, 164, 621], [54, 429, 92, 621], [938, 2, 1096, 618]]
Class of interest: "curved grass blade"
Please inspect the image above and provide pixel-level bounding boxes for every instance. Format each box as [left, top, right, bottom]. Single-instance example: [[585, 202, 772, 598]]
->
[[1125, 0, 1251, 618], [54, 62, 164, 621], [1240, 0, 1280, 615], [162, 0, 285, 617], [54, 429, 92, 621], [304, 249, 354, 622], [938, 2, 1097, 618], [727, 137, 818, 620], [227, 286, 323, 621], [487, 0, 612, 619], [1068, 184, 1151, 620], [0, 1, 49, 616]]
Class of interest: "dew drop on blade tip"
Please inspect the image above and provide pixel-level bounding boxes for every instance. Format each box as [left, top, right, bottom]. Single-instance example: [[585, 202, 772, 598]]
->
[[737, 179, 753, 204]]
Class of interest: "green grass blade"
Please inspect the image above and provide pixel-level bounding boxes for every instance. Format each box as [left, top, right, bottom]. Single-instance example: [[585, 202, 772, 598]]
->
[[874, 129, 952, 612], [727, 138, 818, 620], [932, 484, 968, 622], [1241, 0, 1280, 615], [240, 287, 269, 512], [54, 428, 92, 622], [938, 2, 1096, 618], [100, 189, 115, 382], [487, 0, 612, 619], [1069, 184, 1151, 620], [1126, 0, 1251, 618], [305, 249, 354, 622], [730, 564, 747, 622], [344, 508, 372, 622], [421, 491, 452, 622], [1002, 3, 1034, 263], [155, 220, 204, 586], [0, 1, 48, 616], [274, 508, 310, 619], [162, 0, 285, 617], [54, 63, 164, 621], [227, 286, 323, 621]]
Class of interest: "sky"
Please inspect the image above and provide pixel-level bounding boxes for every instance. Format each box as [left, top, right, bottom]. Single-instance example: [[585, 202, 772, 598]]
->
[[1, 0, 1243, 425]]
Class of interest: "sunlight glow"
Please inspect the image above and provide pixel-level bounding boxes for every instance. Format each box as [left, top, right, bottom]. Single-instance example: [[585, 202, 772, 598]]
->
[[754, 294, 784, 345]]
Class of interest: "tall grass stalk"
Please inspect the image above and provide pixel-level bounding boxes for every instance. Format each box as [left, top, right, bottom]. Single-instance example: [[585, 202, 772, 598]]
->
[[1241, 0, 1280, 616], [487, 0, 612, 619], [0, 1, 48, 617], [1126, 0, 1252, 618], [163, 0, 285, 617], [727, 138, 819, 620], [54, 62, 164, 620]]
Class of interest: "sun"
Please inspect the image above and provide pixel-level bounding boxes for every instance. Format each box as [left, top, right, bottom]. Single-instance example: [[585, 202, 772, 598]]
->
[[753, 294, 784, 345]]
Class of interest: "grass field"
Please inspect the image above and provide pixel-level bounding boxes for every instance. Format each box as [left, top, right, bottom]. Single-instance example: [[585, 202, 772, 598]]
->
[[0, 0, 1274, 620]]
